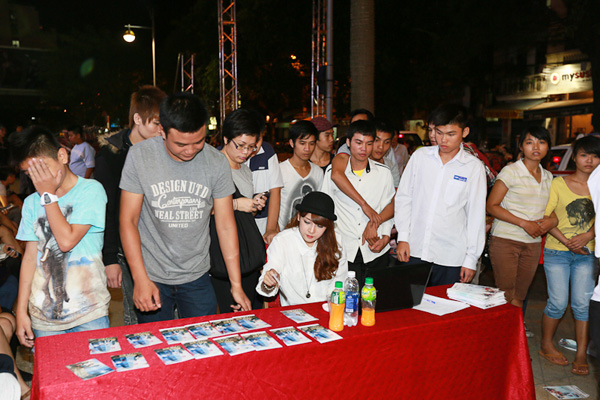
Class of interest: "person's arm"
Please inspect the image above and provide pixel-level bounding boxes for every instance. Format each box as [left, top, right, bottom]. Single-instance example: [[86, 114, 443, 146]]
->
[[330, 153, 381, 225], [369, 172, 396, 253], [94, 148, 122, 288], [264, 187, 281, 244], [15, 241, 37, 347], [565, 224, 595, 253], [83, 144, 96, 179], [394, 155, 417, 262], [120, 190, 161, 312], [213, 195, 252, 312], [84, 167, 94, 179], [486, 180, 543, 239], [27, 158, 90, 252], [256, 236, 285, 297], [461, 164, 487, 283]]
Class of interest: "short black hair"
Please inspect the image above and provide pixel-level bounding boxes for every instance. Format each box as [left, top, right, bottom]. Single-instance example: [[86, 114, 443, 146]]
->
[[374, 118, 395, 138], [160, 92, 209, 135], [428, 104, 469, 129], [350, 108, 374, 122], [67, 125, 82, 135], [347, 120, 376, 141], [9, 126, 61, 167], [289, 120, 318, 143], [222, 109, 261, 141], [519, 126, 552, 148], [0, 167, 15, 181], [572, 135, 600, 158]]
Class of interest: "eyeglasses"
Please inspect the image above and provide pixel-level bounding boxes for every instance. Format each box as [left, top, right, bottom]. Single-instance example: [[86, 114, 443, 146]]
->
[[230, 139, 257, 153]]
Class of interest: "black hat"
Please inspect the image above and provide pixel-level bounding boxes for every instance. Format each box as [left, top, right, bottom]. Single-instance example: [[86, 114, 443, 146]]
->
[[295, 191, 337, 221]]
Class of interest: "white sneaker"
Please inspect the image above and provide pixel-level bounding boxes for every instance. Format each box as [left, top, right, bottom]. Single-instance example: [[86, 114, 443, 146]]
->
[[524, 323, 534, 338]]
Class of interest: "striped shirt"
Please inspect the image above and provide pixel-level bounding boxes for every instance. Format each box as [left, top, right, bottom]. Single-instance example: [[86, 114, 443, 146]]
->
[[490, 159, 552, 243]]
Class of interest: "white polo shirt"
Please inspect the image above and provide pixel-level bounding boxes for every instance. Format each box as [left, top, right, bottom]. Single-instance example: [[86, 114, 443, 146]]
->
[[394, 145, 486, 270], [321, 159, 395, 263]]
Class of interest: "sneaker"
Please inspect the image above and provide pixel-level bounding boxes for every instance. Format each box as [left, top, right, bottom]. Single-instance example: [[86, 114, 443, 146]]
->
[[524, 323, 534, 338]]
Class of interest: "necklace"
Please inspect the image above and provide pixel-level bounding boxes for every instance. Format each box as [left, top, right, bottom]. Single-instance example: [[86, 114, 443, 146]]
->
[[300, 253, 314, 298]]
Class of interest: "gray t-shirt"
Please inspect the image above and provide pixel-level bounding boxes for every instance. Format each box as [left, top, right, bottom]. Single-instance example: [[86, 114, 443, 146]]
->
[[231, 164, 254, 198], [120, 137, 235, 284]]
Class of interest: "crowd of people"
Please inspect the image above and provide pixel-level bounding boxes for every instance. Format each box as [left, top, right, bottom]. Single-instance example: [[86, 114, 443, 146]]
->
[[1, 84, 600, 398]]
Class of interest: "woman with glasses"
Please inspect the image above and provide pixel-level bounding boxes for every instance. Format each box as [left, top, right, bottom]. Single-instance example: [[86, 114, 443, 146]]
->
[[211, 109, 267, 311]]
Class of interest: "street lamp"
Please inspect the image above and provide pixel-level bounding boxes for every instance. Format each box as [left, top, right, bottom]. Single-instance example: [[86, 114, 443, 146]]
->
[[123, 21, 156, 86]]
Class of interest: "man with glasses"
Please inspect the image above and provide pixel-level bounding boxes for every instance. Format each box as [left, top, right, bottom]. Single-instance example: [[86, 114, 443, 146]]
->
[[119, 92, 252, 323], [278, 120, 324, 230]]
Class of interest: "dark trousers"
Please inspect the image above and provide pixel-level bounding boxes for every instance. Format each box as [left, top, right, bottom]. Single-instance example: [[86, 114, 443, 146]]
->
[[348, 250, 390, 291], [589, 300, 600, 375], [211, 269, 261, 313], [399, 257, 461, 287]]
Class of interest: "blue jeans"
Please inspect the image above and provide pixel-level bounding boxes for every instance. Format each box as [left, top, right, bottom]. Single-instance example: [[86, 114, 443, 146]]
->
[[543, 249, 598, 321], [136, 273, 217, 323], [33, 315, 110, 339]]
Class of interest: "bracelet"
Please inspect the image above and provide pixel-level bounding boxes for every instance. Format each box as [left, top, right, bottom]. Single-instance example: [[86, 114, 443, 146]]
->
[[262, 281, 276, 292]]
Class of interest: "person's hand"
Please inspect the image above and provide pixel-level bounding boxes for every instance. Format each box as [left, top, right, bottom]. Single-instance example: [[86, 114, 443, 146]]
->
[[16, 312, 35, 348], [263, 228, 278, 245], [361, 220, 380, 246], [105, 264, 122, 288], [263, 269, 280, 289], [396, 241, 410, 262], [535, 217, 555, 235], [361, 203, 382, 226], [566, 232, 592, 251], [0, 208, 7, 215], [253, 193, 267, 211], [3, 244, 19, 258], [230, 285, 251, 312], [460, 267, 476, 283], [133, 277, 161, 312], [368, 235, 390, 253], [521, 220, 543, 239], [236, 197, 258, 213], [27, 158, 62, 195], [571, 247, 588, 255]]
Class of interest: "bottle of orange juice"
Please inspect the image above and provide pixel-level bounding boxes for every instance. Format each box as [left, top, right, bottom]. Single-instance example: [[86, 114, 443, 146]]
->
[[361, 277, 376, 326], [329, 281, 345, 332]]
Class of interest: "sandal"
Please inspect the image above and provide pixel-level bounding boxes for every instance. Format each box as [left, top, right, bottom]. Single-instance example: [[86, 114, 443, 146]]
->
[[571, 361, 589, 376], [538, 350, 569, 366], [21, 388, 31, 400]]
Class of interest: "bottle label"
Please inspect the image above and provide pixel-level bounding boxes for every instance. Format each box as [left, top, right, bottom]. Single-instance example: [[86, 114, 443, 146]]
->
[[331, 290, 345, 305], [361, 286, 376, 301], [345, 293, 358, 312]]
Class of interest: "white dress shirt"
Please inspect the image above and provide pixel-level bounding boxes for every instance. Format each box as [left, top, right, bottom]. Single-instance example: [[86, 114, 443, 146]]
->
[[394, 145, 487, 270], [256, 227, 348, 306], [321, 159, 395, 263], [587, 166, 600, 302]]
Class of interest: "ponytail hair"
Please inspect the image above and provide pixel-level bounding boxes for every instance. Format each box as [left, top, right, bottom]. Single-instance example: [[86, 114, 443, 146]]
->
[[286, 211, 341, 281]]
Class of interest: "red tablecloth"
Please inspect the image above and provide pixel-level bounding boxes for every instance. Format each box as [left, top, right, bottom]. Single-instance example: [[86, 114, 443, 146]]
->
[[31, 286, 534, 400]]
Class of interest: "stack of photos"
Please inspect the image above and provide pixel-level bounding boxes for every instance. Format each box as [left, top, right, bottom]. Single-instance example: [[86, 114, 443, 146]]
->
[[270, 327, 311, 346], [183, 339, 224, 359], [211, 318, 247, 335], [233, 314, 271, 330], [66, 359, 114, 380], [125, 332, 162, 348], [89, 337, 121, 354], [241, 331, 282, 351], [185, 322, 221, 339], [159, 327, 195, 344], [213, 334, 255, 356], [154, 345, 194, 365], [110, 353, 149, 372], [297, 324, 342, 344], [544, 386, 590, 399], [280, 309, 318, 324]]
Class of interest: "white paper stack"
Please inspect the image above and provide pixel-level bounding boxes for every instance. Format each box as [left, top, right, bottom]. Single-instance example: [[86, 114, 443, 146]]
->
[[446, 283, 507, 309]]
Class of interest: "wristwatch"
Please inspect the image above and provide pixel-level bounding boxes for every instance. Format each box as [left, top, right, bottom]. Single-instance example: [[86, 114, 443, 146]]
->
[[40, 192, 59, 206]]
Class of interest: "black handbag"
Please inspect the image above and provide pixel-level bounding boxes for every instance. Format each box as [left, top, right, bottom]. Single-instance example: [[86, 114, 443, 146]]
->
[[209, 187, 266, 279]]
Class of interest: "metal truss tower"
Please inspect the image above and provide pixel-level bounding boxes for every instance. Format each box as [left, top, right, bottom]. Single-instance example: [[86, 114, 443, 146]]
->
[[175, 53, 195, 93], [311, 0, 332, 119], [218, 0, 238, 126]]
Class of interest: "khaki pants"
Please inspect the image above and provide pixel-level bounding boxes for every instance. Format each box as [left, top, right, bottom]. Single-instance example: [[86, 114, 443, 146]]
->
[[489, 236, 541, 303]]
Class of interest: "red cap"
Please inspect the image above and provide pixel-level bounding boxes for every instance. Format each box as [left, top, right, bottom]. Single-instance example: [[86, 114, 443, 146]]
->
[[310, 116, 336, 132]]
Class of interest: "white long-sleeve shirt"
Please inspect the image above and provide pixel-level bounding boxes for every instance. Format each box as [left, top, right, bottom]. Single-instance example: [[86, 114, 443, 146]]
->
[[256, 228, 348, 306], [587, 166, 600, 302], [394, 145, 487, 270], [321, 159, 395, 263]]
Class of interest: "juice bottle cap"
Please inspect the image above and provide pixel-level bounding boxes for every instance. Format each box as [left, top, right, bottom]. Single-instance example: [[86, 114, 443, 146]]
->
[[335, 281, 343, 288], [365, 277, 373, 285], [348, 271, 356, 278]]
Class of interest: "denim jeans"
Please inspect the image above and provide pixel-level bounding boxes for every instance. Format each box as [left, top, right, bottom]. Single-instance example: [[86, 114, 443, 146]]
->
[[136, 272, 217, 323], [33, 315, 110, 339], [543, 248, 598, 321], [118, 252, 138, 325]]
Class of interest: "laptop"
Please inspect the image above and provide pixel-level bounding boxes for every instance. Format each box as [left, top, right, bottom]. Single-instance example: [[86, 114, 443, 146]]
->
[[366, 257, 432, 312]]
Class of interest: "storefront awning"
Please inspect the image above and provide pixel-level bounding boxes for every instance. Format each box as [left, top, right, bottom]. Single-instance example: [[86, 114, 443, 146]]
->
[[483, 99, 546, 120], [525, 98, 594, 119]]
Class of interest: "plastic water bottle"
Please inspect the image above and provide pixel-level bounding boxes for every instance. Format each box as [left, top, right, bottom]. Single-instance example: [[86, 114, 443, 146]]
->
[[329, 281, 345, 332], [361, 277, 376, 327], [344, 271, 359, 327]]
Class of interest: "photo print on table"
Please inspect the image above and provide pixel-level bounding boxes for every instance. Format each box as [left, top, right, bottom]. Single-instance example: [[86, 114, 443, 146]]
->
[[89, 337, 121, 354], [66, 359, 114, 380], [183, 339, 224, 359], [241, 331, 282, 351], [233, 314, 271, 330], [297, 324, 342, 344], [110, 352, 149, 372], [125, 332, 162, 348], [154, 345, 194, 365], [270, 326, 312, 346], [159, 327, 196, 344], [213, 334, 255, 356], [280, 309, 318, 324], [185, 322, 221, 339]]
